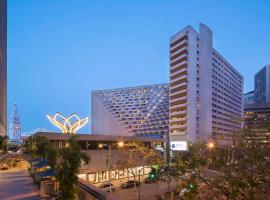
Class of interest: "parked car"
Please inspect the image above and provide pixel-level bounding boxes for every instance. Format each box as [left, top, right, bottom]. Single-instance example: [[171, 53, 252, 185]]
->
[[0, 163, 9, 170], [99, 183, 115, 192], [121, 180, 140, 189]]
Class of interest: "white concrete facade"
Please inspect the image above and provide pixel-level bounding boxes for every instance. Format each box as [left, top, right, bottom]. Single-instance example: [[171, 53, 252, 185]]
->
[[169, 23, 243, 143]]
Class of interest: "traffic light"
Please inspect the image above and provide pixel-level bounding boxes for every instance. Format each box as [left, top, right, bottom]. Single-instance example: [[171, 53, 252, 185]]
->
[[187, 182, 197, 192], [188, 183, 194, 190], [148, 169, 157, 180]]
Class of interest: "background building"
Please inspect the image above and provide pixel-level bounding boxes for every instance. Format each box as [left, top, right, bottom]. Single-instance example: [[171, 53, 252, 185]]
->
[[92, 84, 169, 137], [244, 103, 270, 130], [9, 103, 22, 142], [254, 65, 270, 104], [169, 23, 243, 144], [244, 91, 255, 105], [0, 0, 7, 136]]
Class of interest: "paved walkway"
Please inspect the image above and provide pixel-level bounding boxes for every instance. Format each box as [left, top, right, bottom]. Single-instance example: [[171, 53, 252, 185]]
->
[[0, 160, 40, 200]]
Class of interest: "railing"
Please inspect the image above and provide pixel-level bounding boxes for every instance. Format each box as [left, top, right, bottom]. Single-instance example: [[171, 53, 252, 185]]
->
[[77, 179, 119, 200], [0, 153, 10, 161]]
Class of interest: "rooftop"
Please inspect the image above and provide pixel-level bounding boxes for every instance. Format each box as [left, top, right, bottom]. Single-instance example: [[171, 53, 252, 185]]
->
[[34, 132, 166, 142]]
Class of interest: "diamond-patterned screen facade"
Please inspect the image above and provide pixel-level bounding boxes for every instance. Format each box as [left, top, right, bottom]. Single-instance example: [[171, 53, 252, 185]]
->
[[91, 84, 169, 137]]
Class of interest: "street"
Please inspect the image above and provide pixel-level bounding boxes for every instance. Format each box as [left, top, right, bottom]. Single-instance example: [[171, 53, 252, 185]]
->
[[113, 180, 178, 200], [0, 159, 40, 200]]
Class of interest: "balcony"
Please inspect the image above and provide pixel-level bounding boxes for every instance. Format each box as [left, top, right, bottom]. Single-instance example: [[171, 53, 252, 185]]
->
[[170, 124, 187, 129], [170, 104, 187, 111], [170, 97, 187, 104], [170, 47, 188, 60], [169, 109, 188, 116], [170, 90, 187, 99], [170, 35, 188, 48], [170, 75, 188, 84], [170, 82, 188, 91], [170, 54, 188, 66], [170, 67, 188, 78]]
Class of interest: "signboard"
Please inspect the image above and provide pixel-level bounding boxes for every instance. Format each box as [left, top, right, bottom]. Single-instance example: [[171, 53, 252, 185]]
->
[[170, 141, 188, 151]]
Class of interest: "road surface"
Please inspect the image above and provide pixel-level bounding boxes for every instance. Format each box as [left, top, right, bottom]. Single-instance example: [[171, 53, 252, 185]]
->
[[0, 159, 40, 200]]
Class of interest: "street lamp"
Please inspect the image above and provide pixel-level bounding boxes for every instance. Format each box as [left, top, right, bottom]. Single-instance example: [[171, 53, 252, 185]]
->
[[207, 141, 215, 150], [98, 141, 124, 193]]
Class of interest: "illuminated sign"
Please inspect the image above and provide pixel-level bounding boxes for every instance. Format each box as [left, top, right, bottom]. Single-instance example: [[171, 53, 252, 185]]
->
[[46, 112, 88, 134], [170, 141, 188, 151]]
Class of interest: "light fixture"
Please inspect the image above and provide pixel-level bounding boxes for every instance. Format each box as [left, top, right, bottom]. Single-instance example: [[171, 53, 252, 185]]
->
[[207, 141, 215, 149], [46, 112, 88, 134]]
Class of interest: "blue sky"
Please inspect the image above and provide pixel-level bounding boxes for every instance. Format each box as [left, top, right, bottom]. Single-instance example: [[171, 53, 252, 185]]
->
[[8, 0, 270, 133]]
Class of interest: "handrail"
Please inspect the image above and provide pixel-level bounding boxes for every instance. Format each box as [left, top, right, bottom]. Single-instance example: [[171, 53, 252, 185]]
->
[[77, 179, 119, 200], [0, 153, 10, 161]]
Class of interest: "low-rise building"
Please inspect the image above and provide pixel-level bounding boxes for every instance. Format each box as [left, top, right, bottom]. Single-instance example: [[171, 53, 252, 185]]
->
[[32, 132, 165, 186]]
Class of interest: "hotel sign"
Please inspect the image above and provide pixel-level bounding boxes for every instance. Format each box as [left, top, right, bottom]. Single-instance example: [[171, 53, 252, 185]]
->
[[170, 141, 188, 151]]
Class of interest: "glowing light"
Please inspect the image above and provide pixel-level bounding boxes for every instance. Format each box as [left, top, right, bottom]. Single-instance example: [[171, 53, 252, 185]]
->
[[207, 141, 215, 149], [46, 112, 88, 134], [118, 141, 124, 147]]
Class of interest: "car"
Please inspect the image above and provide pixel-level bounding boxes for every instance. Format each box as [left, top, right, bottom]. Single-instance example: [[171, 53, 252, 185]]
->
[[121, 180, 140, 189], [0, 164, 9, 170], [99, 183, 115, 192]]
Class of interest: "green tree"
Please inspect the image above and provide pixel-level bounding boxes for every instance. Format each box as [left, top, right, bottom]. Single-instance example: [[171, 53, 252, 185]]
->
[[56, 135, 89, 200], [26, 135, 58, 169], [34, 135, 51, 159], [0, 135, 8, 152], [175, 127, 270, 200], [117, 141, 163, 198]]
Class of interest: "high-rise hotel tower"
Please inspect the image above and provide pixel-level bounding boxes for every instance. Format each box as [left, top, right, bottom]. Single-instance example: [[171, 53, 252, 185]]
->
[[169, 24, 243, 144], [0, 0, 7, 137]]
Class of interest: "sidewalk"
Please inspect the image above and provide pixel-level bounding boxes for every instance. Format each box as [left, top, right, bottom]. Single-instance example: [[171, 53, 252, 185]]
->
[[0, 159, 40, 200]]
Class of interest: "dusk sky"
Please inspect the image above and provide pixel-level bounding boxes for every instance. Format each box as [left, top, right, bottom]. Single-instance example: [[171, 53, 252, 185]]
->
[[8, 0, 270, 134]]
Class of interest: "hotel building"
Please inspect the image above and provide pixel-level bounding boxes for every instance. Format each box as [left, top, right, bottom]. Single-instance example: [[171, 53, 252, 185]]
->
[[91, 84, 169, 137], [169, 23, 243, 143], [0, 0, 7, 136]]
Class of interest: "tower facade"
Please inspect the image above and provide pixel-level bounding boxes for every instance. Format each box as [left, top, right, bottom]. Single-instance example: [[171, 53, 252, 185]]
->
[[9, 103, 22, 141], [254, 65, 270, 104], [92, 84, 169, 137], [169, 24, 243, 144], [0, 0, 7, 136]]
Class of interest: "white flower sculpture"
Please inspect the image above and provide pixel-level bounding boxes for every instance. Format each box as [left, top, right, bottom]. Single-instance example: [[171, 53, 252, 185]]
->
[[46, 112, 88, 134]]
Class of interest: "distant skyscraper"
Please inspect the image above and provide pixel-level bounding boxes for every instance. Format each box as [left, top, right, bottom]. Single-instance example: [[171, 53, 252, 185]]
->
[[9, 103, 22, 141], [169, 24, 243, 144], [244, 91, 255, 105], [92, 84, 169, 137], [0, 0, 7, 136], [254, 65, 270, 104]]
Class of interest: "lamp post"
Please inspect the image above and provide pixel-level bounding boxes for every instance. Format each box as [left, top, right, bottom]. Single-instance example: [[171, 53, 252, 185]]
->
[[138, 167, 144, 200], [98, 141, 124, 193]]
